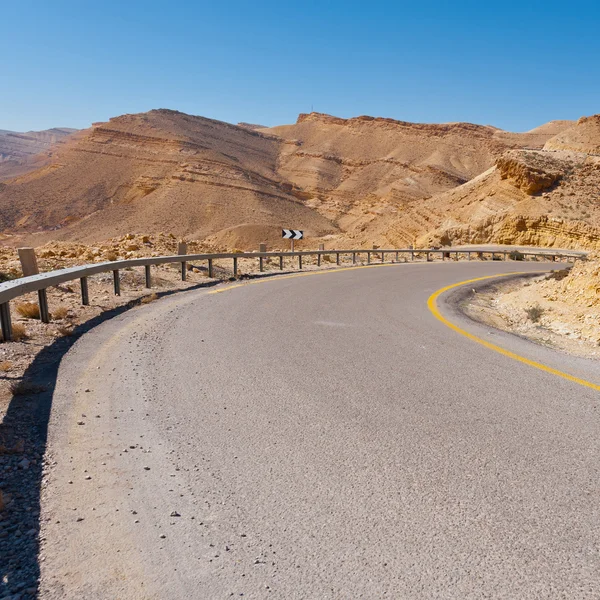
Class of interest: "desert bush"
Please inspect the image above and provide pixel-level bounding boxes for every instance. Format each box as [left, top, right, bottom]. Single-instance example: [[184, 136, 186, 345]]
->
[[0, 323, 28, 342], [0, 361, 12, 372], [546, 269, 570, 281], [525, 304, 545, 323], [11, 324, 28, 341], [141, 292, 158, 304], [15, 302, 40, 319], [10, 380, 46, 396], [509, 250, 525, 261], [52, 306, 69, 320], [105, 252, 118, 261], [0, 271, 17, 283]]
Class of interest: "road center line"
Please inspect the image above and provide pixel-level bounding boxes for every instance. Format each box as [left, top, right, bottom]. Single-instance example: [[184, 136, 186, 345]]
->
[[427, 273, 600, 392]]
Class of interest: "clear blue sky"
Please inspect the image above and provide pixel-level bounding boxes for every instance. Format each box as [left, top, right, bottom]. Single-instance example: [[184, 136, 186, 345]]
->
[[1, 0, 599, 132]]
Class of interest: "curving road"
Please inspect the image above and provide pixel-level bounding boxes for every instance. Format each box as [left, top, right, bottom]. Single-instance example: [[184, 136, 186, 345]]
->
[[39, 262, 600, 599]]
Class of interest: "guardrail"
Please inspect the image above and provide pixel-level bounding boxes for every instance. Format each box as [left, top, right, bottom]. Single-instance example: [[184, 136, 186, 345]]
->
[[0, 247, 586, 342]]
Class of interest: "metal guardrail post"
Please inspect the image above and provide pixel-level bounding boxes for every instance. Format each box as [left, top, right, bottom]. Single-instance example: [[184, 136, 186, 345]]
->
[[367, 252, 371, 264], [395, 251, 399, 262], [259, 256, 264, 272], [259, 244, 266, 273], [381, 252, 385, 263], [80, 277, 90, 305], [298, 254, 303, 270], [208, 259, 214, 278], [336, 252, 340, 265], [38, 289, 50, 323], [411, 250, 415, 261], [233, 256, 238, 276], [279, 255, 283, 270], [0, 302, 12, 342], [144, 266, 151, 289], [113, 270, 120, 296], [178, 242, 188, 281]]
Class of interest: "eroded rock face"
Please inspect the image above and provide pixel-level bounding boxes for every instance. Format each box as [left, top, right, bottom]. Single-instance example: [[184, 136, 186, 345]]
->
[[496, 150, 569, 195], [423, 214, 600, 251]]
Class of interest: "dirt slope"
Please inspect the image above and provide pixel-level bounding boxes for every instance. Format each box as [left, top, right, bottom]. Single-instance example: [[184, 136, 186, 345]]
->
[[0, 110, 335, 248], [0, 127, 76, 180]]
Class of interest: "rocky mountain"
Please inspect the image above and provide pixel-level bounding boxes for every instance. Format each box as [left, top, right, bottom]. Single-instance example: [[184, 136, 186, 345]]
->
[[396, 115, 600, 250], [544, 115, 600, 154], [0, 108, 588, 250], [0, 127, 77, 180]]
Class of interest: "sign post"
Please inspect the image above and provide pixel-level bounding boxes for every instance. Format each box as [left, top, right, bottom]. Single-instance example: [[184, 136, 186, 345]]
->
[[282, 229, 303, 252]]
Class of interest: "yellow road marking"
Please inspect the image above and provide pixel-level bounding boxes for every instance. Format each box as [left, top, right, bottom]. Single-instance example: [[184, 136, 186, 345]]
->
[[427, 273, 600, 392]]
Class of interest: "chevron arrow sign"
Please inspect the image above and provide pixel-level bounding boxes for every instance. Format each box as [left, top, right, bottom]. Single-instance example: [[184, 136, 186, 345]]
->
[[282, 229, 303, 240]]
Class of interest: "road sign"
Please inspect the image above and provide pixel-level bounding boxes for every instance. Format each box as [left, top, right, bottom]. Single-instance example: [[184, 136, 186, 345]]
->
[[282, 229, 303, 240]]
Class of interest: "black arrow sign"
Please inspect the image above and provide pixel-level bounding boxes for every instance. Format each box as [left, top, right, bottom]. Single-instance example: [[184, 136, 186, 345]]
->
[[282, 229, 303, 240]]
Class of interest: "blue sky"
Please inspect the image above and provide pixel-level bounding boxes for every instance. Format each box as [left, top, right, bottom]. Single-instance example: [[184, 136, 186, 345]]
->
[[1, 0, 598, 132]]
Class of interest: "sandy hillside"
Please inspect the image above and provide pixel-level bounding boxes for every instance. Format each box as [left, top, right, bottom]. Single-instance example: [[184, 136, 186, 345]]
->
[[544, 114, 600, 154], [0, 127, 76, 181], [0, 110, 336, 249], [0, 109, 569, 251], [392, 115, 600, 251]]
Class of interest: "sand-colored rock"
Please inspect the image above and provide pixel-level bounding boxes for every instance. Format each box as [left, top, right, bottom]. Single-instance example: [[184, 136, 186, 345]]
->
[[404, 148, 600, 250], [496, 150, 568, 194]]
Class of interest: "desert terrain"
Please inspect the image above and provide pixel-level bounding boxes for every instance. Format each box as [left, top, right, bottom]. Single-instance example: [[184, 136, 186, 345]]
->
[[5, 108, 600, 254], [1, 108, 599, 362], [0, 127, 76, 181], [464, 253, 600, 358]]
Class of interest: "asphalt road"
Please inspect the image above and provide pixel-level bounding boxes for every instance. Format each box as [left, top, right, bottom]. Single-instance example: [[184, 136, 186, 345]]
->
[[39, 262, 600, 599]]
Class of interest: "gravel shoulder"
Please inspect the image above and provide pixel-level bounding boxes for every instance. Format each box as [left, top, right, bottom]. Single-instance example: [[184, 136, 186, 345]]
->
[[461, 266, 600, 359]]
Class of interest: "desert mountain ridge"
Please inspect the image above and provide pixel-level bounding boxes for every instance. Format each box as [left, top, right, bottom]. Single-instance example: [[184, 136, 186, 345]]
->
[[2, 108, 598, 252], [0, 127, 77, 181]]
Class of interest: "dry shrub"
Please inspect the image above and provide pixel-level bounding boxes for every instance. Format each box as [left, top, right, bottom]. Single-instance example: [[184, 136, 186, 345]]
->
[[1, 323, 29, 342], [56, 325, 73, 337], [0, 361, 12, 372], [52, 306, 69, 320], [546, 269, 570, 281], [141, 292, 158, 304], [11, 323, 28, 341], [15, 302, 40, 319], [105, 252, 118, 261], [525, 304, 545, 323], [10, 380, 46, 396]]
